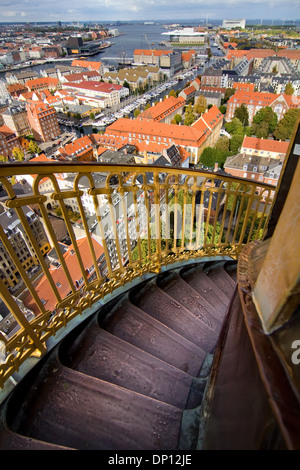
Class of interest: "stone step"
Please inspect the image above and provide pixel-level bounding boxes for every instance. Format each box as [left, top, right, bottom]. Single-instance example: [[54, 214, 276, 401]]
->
[[64, 323, 194, 409], [203, 262, 236, 300], [180, 266, 230, 320], [157, 271, 223, 331], [102, 297, 206, 376], [10, 362, 182, 450], [0, 426, 73, 450], [130, 281, 217, 353]]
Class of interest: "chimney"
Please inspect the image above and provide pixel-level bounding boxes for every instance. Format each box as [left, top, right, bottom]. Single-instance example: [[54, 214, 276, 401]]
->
[[214, 162, 218, 172]]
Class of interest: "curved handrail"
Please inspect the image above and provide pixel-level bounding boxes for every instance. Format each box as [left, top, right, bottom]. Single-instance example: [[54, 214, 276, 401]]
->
[[0, 163, 276, 390]]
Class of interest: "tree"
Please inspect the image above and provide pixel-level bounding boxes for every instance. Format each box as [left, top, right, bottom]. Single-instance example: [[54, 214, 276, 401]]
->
[[285, 82, 294, 96], [169, 89, 177, 98], [134, 108, 141, 118], [184, 103, 195, 126], [194, 95, 207, 115], [144, 103, 151, 110], [224, 87, 236, 103], [123, 80, 130, 90], [214, 136, 230, 151], [89, 112, 95, 120], [225, 117, 244, 135], [251, 106, 278, 136], [234, 103, 249, 126], [27, 140, 41, 155], [172, 114, 182, 125], [219, 105, 226, 114], [199, 147, 233, 169], [230, 134, 244, 154], [273, 108, 300, 141], [12, 146, 24, 161]]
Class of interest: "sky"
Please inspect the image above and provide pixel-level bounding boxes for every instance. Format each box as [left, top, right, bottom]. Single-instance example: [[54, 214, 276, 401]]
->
[[0, 0, 299, 23]]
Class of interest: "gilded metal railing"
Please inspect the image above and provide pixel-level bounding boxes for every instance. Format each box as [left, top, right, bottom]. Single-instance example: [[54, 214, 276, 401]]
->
[[0, 162, 275, 390]]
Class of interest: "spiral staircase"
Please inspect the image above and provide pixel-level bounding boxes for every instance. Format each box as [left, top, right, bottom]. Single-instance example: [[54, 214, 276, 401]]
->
[[0, 260, 236, 450]]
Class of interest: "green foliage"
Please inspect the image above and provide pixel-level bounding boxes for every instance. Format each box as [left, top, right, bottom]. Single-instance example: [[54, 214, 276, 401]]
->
[[234, 103, 249, 126], [214, 136, 230, 151], [284, 82, 294, 96], [251, 106, 278, 136], [194, 95, 207, 115], [172, 114, 182, 125], [184, 103, 195, 126], [219, 105, 226, 114], [199, 147, 233, 169], [12, 146, 25, 161], [224, 88, 236, 103], [27, 140, 41, 155], [134, 108, 141, 118], [230, 134, 244, 153], [225, 117, 244, 135], [273, 108, 300, 141], [168, 89, 178, 98]]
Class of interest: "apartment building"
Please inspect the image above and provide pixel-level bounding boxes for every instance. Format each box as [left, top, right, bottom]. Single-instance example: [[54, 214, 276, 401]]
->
[[138, 96, 185, 124], [224, 153, 283, 186], [0, 125, 22, 159], [104, 105, 223, 165], [25, 77, 59, 93], [0, 207, 50, 289], [225, 90, 300, 124], [71, 59, 104, 75], [26, 101, 61, 142], [2, 104, 31, 136], [57, 135, 96, 162], [22, 236, 106, 316], [133, 49, 182, 76], [61, 81, 125, 108], [240, 136, 289, 161]]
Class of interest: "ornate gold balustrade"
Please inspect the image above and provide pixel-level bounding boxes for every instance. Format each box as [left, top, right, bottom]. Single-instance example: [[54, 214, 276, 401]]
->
[[0, 162, 275, 391]]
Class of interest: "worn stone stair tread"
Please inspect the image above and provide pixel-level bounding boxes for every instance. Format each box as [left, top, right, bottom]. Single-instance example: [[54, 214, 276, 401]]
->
[[65, 324, 193, 409], [12, 363, 182, 450], [203, 263, 236, 299], [131, 282, 217, 353], [157, 271, 223, 331], [103, 298, 206, 376], [0, 426, 73, 450], [180, 266, 230, 315]]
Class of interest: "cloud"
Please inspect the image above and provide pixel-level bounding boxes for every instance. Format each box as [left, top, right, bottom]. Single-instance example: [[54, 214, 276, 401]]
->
[[0, 0, 298, 21]]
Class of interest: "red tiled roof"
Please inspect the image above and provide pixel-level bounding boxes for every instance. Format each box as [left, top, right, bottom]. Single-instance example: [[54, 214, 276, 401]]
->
[[71, 59, 102, 71], [138, 96, 185, 121], [0, 125, 16, 137], [23, 236, 105, 315], [25, 77, 58, 89], [227, 90, 300, 108], [241, 136, 289, 154], [233, 82, 255, 92], [182, 85, 196, 96], [134, 49, 173, 57], [63, 81, 122, 93], [58, 135, 93, 157]]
